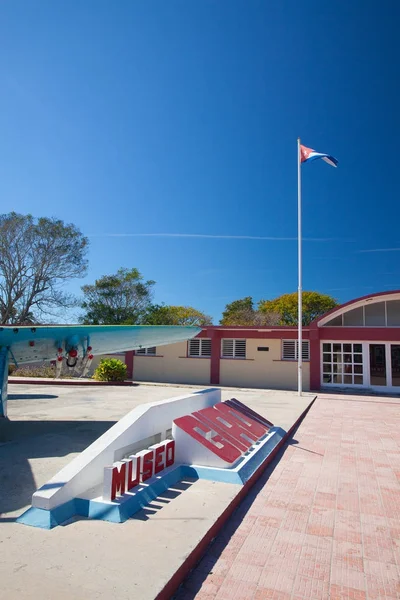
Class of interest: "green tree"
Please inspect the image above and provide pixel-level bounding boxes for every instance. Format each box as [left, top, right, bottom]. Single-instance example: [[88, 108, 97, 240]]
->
[[259, 291, 338, 326], [80, 268, 155, 324], [0, 212, 88, 324], [220, 296, 280, 326], [144, 304, 212, 326]]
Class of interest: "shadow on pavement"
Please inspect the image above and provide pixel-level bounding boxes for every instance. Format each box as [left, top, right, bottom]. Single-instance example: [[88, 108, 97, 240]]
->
[[174, 436, 298, 599], [8, 393, 59, 400], [0, 419, 115, 517], [287, 438, 324, 456], [0, 418, 114, 444], [131, 480, 196, 522]]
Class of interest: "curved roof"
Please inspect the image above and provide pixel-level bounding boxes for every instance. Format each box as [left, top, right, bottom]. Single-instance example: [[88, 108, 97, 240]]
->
[[315, 290, 400, 327]]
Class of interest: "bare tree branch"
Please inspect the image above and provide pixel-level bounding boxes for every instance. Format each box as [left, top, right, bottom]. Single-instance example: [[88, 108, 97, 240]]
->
[[0, 213, 88, 324]]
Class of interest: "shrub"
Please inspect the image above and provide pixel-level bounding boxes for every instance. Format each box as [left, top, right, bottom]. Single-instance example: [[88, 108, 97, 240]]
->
[[8, 364, 17, 375], [93, 358, 127, 382], [11, 363, 57, 378]]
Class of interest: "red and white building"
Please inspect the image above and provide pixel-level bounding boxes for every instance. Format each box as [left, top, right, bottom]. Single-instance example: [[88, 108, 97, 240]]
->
[[117, 291, 400, 393]]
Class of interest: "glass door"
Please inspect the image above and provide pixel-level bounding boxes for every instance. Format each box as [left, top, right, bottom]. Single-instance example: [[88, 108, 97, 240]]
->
[[369, 344, 387, 386], [391, 345, 400, 387]]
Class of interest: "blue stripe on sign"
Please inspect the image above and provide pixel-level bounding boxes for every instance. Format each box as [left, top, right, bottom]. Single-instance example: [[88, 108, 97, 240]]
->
[[17, 429, 286, 529]]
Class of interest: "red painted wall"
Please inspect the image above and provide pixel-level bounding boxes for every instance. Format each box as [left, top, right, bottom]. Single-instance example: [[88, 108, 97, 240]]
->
[[125, 350, 134, 379], [319, 327, 400, 341], [208, 328, 222, 385], [309, 325, 320, 391]]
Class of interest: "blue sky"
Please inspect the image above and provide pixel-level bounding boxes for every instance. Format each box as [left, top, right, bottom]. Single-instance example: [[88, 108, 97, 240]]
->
[[1, 1, 399, 323]]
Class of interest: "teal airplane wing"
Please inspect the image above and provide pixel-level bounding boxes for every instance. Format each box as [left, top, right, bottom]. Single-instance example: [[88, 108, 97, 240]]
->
[[0, 324, 201, 417], [0, 324, 201, 365]]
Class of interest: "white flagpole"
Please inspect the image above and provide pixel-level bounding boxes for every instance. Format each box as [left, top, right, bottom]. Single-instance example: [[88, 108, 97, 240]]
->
[[297, 137, 302, 397]]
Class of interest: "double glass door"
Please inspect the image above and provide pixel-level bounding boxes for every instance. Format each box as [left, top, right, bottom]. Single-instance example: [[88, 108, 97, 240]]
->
[[369, 343, 400, 388]]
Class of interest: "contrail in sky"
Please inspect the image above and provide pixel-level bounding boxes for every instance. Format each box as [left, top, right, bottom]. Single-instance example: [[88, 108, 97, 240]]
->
[[358, 247, 400, 253], [88, 232, 348, 242]]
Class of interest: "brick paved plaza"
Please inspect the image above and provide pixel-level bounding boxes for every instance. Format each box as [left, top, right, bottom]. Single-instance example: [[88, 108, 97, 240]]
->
[[177, 394, 400, 600]]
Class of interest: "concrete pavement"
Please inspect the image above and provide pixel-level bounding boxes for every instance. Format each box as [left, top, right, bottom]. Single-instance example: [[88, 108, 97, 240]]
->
[[0, 383, 313, 600]]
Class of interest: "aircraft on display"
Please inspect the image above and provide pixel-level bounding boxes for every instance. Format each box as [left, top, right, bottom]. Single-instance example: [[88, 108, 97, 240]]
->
[[0, 324, 201, 418]]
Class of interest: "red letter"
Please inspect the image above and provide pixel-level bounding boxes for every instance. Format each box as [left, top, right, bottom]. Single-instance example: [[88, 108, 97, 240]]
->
[[226, 398, 273, 428], [196, 403, 260, 448], [140, 450, 154, 482], [110, 462, 126, 500], [173, 415, 241, 464], [193, 407, 252, 452], [153, 444, 165, 474], [214, 403, 268, 439], [124, 456, 140, 490], [165, 440, 175, 467]]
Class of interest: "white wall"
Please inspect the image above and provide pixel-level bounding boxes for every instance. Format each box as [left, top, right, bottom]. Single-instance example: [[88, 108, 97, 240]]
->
[[32, 388, 221, 510]]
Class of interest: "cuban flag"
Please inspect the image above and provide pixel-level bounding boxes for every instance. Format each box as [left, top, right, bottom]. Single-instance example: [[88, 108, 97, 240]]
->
[[300, 144, 338, 167]]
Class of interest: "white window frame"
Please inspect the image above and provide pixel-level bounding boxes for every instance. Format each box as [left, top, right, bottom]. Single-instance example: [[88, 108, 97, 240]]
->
[[188, 338, 212, 358], [221, 339, 246, 359], [136, 346, 157, 356], [321, 341, 365, 387], [282, 340, 310, 361]]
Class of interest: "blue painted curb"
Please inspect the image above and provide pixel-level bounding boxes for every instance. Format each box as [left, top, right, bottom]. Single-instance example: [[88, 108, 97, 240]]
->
[[17, 429, 285, 529], [191, 427, 285, 485], [17, 499, 77, 529]]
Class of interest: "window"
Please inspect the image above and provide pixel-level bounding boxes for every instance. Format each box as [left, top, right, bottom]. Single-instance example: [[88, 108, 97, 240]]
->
[[136, 347, 156, 356], [387, 300, 400, 326], [282, 340, 310, 361], [343, 307, 364, 326], [221, 339, 246, 359], [325, 315, 343, 326], [322, 342, 363, 386], [188, 338, 212, 357], [365, 302, 385, 326]]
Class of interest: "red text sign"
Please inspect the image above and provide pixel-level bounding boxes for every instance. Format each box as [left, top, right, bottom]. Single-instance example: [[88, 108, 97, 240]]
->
[[104, 439, 175, 501], [173, 401, 271, 465]]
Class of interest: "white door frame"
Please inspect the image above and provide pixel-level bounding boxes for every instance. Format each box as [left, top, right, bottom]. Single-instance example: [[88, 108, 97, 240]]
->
[[367, 341, 400, 391], [321, 340, 400, 391]]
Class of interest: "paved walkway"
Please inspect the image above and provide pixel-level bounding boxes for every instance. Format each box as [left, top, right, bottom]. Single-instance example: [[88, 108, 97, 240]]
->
[[177, 395, 400, 600], [0, 385, 312, 600]]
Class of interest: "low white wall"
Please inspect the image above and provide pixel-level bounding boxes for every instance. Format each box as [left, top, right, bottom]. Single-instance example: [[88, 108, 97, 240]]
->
[[32, 388, 221, 510]]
